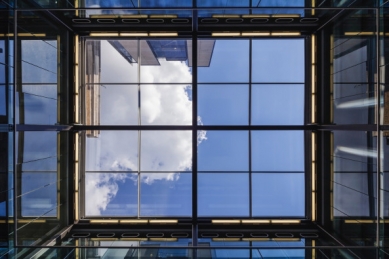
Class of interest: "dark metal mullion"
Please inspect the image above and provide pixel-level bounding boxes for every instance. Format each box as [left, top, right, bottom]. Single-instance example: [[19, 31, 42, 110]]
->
[[249, 38, 252, 218], [305, 35, 312, 220], [192, 11, 198, 247], [13, 12, 20, 245]]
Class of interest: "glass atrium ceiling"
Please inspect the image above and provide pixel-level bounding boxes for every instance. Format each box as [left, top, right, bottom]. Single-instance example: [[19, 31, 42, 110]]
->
[[1, 0, 389, 258], [82, 38, 305, 218]]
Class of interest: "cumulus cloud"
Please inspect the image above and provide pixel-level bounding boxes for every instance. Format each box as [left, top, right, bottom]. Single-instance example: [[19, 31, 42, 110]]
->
[[85, 40, 207, 215], [85, 173, 131, 215]]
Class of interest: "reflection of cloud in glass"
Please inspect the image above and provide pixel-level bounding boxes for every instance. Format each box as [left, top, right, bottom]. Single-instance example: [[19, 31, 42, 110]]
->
[[86, 40, 207, 215]]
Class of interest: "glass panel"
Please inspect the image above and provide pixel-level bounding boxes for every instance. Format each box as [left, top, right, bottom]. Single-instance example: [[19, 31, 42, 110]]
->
[[140, 172, 191, 216], [21, 40, 57, 84], [198, 40, 249, 83], [86, 131, 138, 172], [140, 40, 192, 84], [198, 131, 248, 171], [141, 84, 192, 125], [198, 84, 248, 125], [252, 39, 304, 83], [252, 173, 305, 217], [85, 173, 137, 216], [141, 131, 192, 172], [16, 84, 57, 125], [251, 84, 304, 125], [251, 131, 304, 172], [21, 172, 57, 217], [95, 84, 138, 125], [96, 40, 139, 83], [0, 85, 5, 116], [198, 173, 249, 217]]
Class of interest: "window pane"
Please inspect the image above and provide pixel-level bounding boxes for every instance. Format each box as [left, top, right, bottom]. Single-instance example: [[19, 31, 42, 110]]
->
[[198, 84, 248, 125], [198, 40, 249, 83], [22, 40, 57, 84], [140, 40, 192, 84], [141, 84, 192, 125], [198, 131, 248, 171], [252, 39, 304, 83], [21, 172, 57, 217], [96, 84, 138, 125], [86, 131, 138, 172], [98, 40, 139, 83], [141, 131, 192, 171], [252, 173, 305, 217], [140, 173, 191, 216], [251, 131, 304, 171], [251, 84, 304, 125], [198, 173, 249, 216], [85, 173, 137, 216], [17, 84, 57, 125]]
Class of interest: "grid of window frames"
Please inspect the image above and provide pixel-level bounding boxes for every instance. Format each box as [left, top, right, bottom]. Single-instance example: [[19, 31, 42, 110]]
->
[[82, 38, 306, 218]]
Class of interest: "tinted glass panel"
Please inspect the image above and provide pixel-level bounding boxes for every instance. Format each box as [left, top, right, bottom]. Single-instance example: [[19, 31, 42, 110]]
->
[[251, 131, 304, 171], [198, 173, 249, 216], [198, 40, 249, 83], [252, 173, 305, 217], [251, 84, 304, 125], [198, 84, 248, 125], [198, 131, 248, 171], [252, 39, 304, 83], [140, 173, 191, 216]]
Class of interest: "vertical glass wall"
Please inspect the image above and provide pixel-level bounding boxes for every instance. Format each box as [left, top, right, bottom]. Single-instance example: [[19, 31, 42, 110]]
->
[[6, 9, 71, 249], [0, 5, 14, 258]]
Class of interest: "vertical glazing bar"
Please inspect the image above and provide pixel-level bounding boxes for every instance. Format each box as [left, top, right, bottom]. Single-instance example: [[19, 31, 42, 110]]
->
[[12, 9, 17, 246], [376, 6, 381, 249], [192, 0, 198, 249], [248, 39, 252, 217], [138, 39, 141, 218]]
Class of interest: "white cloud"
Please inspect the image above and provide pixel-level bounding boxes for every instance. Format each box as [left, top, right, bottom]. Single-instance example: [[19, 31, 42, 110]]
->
[[85, 173, 131, 216], [85, 40, 207, 215]]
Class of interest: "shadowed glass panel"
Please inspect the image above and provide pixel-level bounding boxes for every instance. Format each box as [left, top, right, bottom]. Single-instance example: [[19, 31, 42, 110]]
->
[[21, 172, 57, 217]]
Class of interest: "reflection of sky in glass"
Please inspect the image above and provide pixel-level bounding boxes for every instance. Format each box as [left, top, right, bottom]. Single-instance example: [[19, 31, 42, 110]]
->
[[22, 173, 57, 217]]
